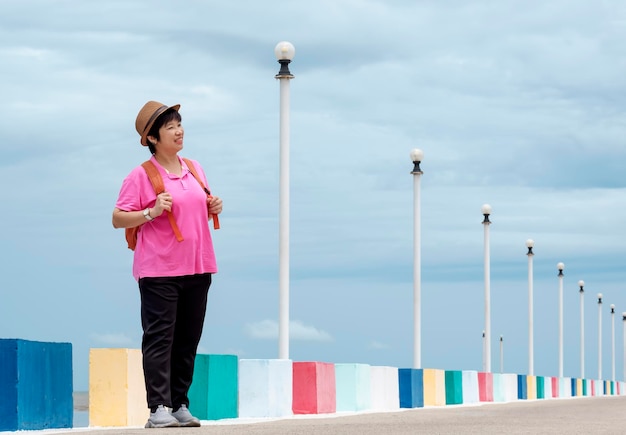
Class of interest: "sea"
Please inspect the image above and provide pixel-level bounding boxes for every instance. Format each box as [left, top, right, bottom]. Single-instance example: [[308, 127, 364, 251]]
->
[[73, 392, 89, 428]]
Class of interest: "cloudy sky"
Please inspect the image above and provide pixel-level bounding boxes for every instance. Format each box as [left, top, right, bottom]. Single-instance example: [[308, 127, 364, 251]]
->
[[2, 0, 625, 392]]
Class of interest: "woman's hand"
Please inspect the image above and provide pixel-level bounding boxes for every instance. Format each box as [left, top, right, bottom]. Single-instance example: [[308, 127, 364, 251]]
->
[[151, 192, 173, 217], [208, 196, 223, 215]]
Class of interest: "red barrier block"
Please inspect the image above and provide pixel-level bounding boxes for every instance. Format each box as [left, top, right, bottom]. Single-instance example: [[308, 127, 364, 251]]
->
[[292, 362, 336, 414], [551, 377, 559, 398], [478, 372, 493, 402]]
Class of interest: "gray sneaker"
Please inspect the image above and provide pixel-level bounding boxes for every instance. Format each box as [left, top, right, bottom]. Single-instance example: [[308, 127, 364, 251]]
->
[[171, 404, 201, 427], [145, 405, 180, 428]]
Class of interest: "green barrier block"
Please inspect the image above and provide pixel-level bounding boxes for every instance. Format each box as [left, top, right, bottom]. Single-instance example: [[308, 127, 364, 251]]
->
[[188, 354, 238, 420], [445, 370, 463, 405], [536, 376, 545, 399]]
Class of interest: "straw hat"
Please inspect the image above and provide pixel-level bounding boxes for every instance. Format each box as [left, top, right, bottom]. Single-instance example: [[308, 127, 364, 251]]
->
[[135, 101, 181, 146]]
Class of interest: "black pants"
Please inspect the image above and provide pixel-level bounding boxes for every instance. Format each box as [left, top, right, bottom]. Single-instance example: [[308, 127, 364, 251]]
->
[[138, 273, 212, 410]]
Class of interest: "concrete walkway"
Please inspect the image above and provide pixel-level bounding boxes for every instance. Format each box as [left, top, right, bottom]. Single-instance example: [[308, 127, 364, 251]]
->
[[17, 396, 626, 435]]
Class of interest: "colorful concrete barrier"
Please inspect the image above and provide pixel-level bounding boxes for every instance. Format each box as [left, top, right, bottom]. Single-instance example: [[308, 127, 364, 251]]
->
[[9, 341, 626, 430], [370, 366, 399, 410], [423, 369, 446, 406], [503, 374, 518, 402], [492, 373, 505, 402], [444, 370, 463, 405], [188, 354, 238, 420], [88, 348, 146, 427], [461, 370, 479, 404], [336, 363, 372, 412], [292, 361, 336, 414], [398, 368, 423, 408], [517, 374, 527, 399], [0, 339, 73, 431], [478, 372, 493, 402], [527, 376, 537, 400], [558, 377, 568, 398], [238, 359, 292, 418], [536, 376, 545, 399]]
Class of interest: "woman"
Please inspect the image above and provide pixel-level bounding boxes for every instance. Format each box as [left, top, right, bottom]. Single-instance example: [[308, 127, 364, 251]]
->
[[112, 101, 222, 428]]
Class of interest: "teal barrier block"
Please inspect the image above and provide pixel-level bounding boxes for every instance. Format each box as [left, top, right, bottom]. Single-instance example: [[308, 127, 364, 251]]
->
[[0, 339, 72, 431], [188, 354, 238, 420], [536, 376, 545, 399], [398, 368, 423, 408], [583, 379, 587, 396], [336, 363, 371, 412], [492, 373, 505, 402], [445, 371, 463, 405], [517, 375, 527, 400]]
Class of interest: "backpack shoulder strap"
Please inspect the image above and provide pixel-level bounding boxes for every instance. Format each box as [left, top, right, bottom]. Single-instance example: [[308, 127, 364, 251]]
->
[[183, 158, 208, 193], [142, 159, 183, 242], [141, 160, 165, 194], [182, 158, 220, 230]]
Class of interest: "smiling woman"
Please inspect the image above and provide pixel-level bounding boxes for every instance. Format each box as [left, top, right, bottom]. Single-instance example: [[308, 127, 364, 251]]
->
[[111, 100, 223, 429]]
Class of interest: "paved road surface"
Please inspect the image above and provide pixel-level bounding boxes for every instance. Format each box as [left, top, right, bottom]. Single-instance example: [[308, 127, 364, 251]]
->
[[17, 396, 626, 435]]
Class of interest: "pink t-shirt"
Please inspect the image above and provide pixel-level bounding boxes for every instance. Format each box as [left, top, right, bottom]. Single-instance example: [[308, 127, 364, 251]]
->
[[115, 155, 218, 280]]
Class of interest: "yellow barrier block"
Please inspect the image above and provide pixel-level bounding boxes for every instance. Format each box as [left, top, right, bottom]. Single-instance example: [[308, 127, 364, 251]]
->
[[423, 369, 445, 406], [526, 376, 537, 400], [576, 378, 582, 396], [89, 348, 147, 427]]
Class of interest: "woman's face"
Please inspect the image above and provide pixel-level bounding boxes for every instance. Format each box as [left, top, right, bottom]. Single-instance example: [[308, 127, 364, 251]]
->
[[154, 119, 184, 154]]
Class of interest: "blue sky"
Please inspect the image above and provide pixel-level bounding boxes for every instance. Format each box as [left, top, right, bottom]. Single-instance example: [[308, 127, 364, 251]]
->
[[1, 0, 625, 392]]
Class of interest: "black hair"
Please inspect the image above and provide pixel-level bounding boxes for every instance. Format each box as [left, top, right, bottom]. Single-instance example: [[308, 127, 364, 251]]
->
[[146, 108, 182, 154]]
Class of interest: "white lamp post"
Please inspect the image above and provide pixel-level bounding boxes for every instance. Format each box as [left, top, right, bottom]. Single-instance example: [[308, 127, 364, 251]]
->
[[500, 335, 504, 374], [410, 148, 424, 369], [557, 262, 564, 378], [274, 41, 295, 360], [611, 304, 615, 382], [482, 204, 492, 372], [578, 280, 585, 379], [482, 330, 486, 372], [622, 312, 626, 382], [526, 239, 535, 375], [598, 293, 603, 380]]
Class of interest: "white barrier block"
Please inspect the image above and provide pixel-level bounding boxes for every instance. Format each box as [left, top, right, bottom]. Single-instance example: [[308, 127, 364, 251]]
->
[[462, 371, 479, 404], [544, 377, 553, 399], [559, 378, 570, 398], [503, 374, 518, 402], [370, 366, 399, 410], [238, 359, 292, 418]]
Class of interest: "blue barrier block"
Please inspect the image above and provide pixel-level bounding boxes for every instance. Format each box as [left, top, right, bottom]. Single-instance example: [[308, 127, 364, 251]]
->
[[0, 339, 73, 431], [517, 374, 527, 400], [398, 368, 423, 408]]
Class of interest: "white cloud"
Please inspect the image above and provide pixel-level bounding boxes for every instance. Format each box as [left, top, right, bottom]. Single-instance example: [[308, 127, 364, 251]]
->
[[244, 319, 333, 342], [368, 341, 389, 350]]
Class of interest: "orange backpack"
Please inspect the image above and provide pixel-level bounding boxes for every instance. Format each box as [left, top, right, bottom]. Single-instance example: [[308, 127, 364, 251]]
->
[[125, 158, 220, 250]]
